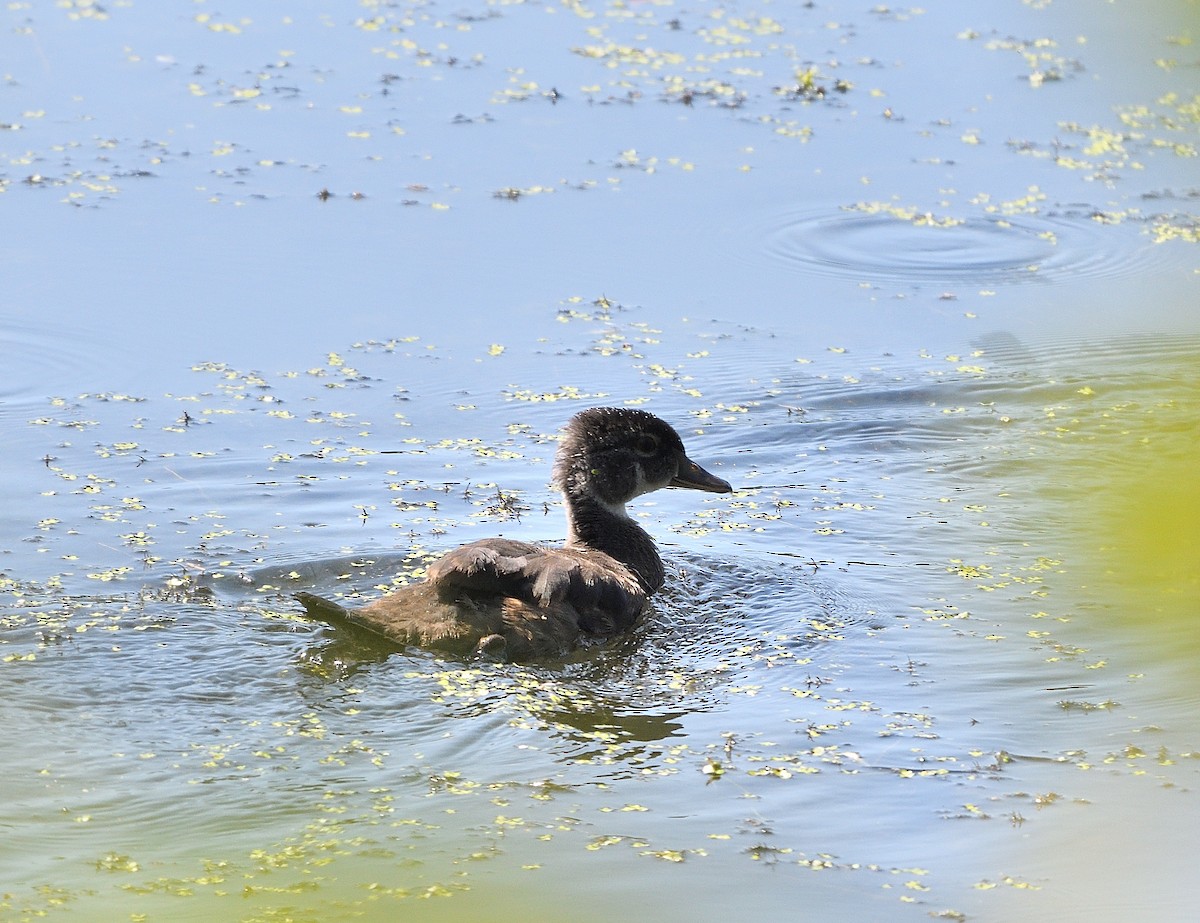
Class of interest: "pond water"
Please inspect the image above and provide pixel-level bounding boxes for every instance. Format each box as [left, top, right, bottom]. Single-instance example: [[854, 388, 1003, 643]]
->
[[2, 0, 1198, 920]]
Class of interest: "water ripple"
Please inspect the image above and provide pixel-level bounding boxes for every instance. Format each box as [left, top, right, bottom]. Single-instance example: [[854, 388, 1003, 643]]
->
[[758, 205, 1168, 285], [0, 315, 138, 415]]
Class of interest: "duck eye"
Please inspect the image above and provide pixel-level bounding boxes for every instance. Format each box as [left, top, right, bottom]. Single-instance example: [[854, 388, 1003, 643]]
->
[[634, 434, 660, 457]]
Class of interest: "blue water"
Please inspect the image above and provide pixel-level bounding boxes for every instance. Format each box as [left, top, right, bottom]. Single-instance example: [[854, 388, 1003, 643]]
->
[[3, 1, 1198, 920]]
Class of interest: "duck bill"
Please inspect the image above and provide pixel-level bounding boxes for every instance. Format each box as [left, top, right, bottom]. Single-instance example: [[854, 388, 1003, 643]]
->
[[670, 456, 732, 494]]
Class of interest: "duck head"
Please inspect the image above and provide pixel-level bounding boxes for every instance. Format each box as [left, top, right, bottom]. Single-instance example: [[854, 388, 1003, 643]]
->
[[553, 406, 731, 509]]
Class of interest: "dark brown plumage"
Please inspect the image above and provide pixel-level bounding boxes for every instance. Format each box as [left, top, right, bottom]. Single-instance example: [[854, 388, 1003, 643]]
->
[[295, 407, 732, 659]]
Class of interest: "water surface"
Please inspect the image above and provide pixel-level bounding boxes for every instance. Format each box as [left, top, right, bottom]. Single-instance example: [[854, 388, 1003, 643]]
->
[[2, 1, 1198, 921]]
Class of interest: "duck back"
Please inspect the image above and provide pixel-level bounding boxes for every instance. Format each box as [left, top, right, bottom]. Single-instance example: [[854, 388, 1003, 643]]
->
[[296, 538, 648, 658]]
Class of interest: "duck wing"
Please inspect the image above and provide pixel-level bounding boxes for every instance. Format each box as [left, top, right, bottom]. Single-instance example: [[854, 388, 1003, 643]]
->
[[294, 540, 648, 659], [425, 538, 542, 598], [427, 539, 647, 635]]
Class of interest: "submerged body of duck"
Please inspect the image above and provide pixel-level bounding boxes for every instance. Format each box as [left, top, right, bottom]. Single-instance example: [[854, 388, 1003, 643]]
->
[[295, 407, 731, 658]]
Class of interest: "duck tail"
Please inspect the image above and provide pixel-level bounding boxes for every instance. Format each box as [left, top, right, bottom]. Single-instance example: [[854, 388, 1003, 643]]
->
[[294, 591, 356, 626]]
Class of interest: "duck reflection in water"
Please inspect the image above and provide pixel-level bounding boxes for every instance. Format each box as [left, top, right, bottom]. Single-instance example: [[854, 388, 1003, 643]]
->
[[296, 407, 732, 659]]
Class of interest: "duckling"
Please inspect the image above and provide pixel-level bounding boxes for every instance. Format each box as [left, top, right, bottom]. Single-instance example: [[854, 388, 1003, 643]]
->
[[294, 406, 731, 659]]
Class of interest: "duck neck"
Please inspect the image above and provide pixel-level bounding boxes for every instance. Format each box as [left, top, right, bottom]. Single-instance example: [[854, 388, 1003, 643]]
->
[[564, 493, 665, 595]]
